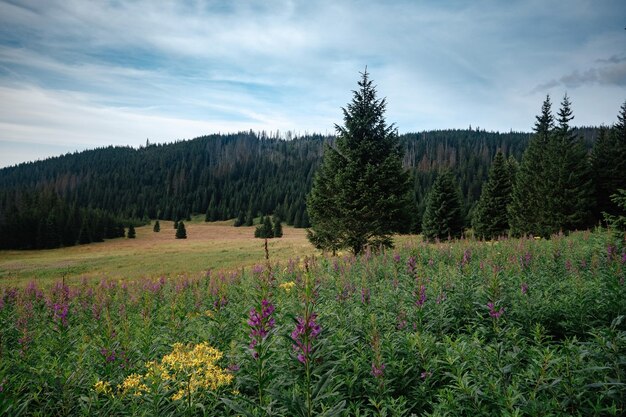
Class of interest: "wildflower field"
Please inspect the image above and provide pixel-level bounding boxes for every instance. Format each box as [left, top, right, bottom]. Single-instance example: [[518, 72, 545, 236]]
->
[[0, 231, 624, 416]]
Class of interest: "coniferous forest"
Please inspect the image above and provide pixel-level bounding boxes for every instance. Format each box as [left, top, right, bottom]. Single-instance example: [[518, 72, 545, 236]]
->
[[0, 101, 623, 250]]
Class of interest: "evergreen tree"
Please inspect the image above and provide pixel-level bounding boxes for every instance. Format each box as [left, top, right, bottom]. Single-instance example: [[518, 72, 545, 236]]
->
[[127, 224, 136, 239], [472, 152, 512, 240], [244, 210, 254, 227], [153, 220, 160, 232], [509, 95, 554, 237], [175, 221, 187, 239], [307, 70, 412, 254], [546, 94, 594, 233], [254, 216, 274, 238], [592, 101, 626, 219], [422, 170, 464, 241], [273, 217, 283, 238], [234, 210, 245, 227]]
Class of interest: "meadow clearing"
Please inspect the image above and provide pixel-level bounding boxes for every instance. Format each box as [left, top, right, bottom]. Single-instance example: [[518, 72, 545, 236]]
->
[[0, 228, 624, 416], [0, 220, 315, 286]]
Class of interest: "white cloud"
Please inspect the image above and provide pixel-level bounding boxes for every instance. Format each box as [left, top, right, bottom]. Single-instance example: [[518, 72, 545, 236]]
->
[[0, 0, 625, 166]]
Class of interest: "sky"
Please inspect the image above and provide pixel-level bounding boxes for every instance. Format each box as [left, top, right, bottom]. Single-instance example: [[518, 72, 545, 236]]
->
[[0, 0, 624, 168]]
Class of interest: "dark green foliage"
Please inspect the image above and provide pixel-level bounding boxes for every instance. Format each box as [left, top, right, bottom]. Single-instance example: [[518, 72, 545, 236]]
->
[[173, 220, 178, 230], [175, 221, 187, 239], [603, 189, 626, 237], [592, 101, 626, 219], [509, 95, 555, 237], [421, 170, 464, 241], [472, 151, 513, 239], [254, 216, 274, 238], [307, 70, 412, 254], [127, 224, 136, 239], [233, 211, 245, 227], [244, 210, 254, 226], [0, 190, 125, 249], [510, 95, 594, 237], [272, 218, 283, 238], [546, 94, 594, 233], [153, 220, 160, 232]]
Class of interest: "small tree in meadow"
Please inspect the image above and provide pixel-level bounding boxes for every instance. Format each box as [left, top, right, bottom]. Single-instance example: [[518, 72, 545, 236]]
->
[[176, 221, 187, 239], [127, 224, 136, 239], [153, 220, 160, 232]]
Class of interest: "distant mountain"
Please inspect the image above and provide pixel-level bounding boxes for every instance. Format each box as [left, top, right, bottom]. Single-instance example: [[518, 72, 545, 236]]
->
[[0, 128, 602, 249]]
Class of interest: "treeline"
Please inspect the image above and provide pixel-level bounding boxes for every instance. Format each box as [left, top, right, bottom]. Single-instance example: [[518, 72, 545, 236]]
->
[[423, 97, 626, 240], [0, 126, 606, 249], [0, 190, 127, 249]]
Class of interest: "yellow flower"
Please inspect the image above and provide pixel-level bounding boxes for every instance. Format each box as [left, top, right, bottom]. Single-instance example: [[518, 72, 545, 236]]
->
[[94, 380, 113, 396], [119, 373, 148, 397], [204, 309, 214, 318], [279, 281, 296, 292]]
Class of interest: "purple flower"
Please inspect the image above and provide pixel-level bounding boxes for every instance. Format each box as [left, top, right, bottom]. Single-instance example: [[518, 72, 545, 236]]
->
[[371, 362, 385, 378], [248, 299, 275, 359], [461, 249, 471, 266], [520, 252, 532, 269], [393, 253, 401, 263], [406, 256, 417, 275], [415, 285, 427, 308], [291, 313, 321, 364], [421, 371, 432, 380], [621, 252, 626, 264], [487, 302, 504, 319], [361, 288, 370, 305], [521, 282, 528, 295], [53, 302, 69, 327]]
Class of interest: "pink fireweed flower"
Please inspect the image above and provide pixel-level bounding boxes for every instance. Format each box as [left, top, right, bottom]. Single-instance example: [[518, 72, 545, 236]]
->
[[415, 285, 427, 308], [291, 313, 321, 364], [361, 288, 370, 305], [371, 362, 385, 378], [406, 256, 417, 275], [487, 302, 504, 319], [247, 299, 276, 359], [461, 249, 471, 266], [421, 371, 432, 380], [393, 253, 401, 263], [521, 282, 528, 295]]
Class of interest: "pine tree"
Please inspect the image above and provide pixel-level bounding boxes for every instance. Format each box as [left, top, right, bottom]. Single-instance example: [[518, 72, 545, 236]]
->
[[153, 220, 160, 232], [234, 210, 245, 227], [472, 152, 513, 240], [175, 221, 187, 239], [546, 94, 594, 233], [509, 95, 554, 237], [244, 210, 254, 226], [422, 170, 464, 241], [306, 70, 412, 254], [127, 224, 136, 239], [592, 101, 626, 219], [273, 217, 283, 238]]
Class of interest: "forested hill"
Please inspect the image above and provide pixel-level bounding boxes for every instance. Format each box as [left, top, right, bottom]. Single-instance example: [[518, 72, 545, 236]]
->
[[0, 128, 601, 248]]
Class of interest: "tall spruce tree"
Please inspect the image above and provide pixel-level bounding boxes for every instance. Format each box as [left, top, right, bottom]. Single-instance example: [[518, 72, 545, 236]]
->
[[509, 95, 554, 237], [421, 170, 464, 241], [306, 70, 412, 255], [592, 101, 626, 219], [472, 151, 513, 240], [547, 94, 594, 233]]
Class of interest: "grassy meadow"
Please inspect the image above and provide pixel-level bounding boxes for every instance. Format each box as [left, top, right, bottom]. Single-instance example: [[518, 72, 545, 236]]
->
[[0, 220, 315, 286], [0, 228, 625, 416]]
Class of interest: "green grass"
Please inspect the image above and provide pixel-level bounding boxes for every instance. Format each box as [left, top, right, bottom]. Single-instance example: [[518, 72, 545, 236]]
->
[[0, 221, 315, 286]]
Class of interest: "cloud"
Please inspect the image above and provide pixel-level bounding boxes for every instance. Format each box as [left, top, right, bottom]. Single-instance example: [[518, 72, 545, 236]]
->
[[1, 0, 626, 166], [532, 61, 626, 93]]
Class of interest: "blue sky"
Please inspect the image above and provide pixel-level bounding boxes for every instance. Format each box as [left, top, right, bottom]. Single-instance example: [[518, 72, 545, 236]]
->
[[0, 0, 624, 167]]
